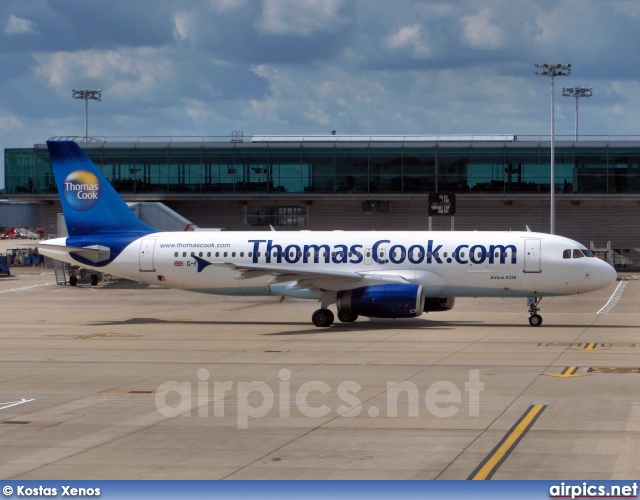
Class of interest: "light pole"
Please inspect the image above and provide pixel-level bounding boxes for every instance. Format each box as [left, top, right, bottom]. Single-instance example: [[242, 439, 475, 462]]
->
[[72, 89, 102, 141], [562, 86, 592, 140], [535, 63, 571, 235]]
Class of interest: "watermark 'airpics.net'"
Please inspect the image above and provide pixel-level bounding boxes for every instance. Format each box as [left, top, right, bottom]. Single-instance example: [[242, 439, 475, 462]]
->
[[155, 368, 485, 429]]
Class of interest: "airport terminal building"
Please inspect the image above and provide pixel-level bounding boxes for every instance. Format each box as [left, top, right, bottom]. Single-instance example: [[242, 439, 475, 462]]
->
[[4, 135, 640, 263]]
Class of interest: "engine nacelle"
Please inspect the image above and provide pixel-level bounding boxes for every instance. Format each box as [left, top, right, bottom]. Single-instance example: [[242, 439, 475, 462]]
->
[[423, 297, 455, 312], [337, 284, 425, 319]]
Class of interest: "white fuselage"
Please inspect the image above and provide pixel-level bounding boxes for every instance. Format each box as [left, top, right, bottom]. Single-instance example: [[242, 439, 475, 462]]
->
[[40, 230, 617, 300]]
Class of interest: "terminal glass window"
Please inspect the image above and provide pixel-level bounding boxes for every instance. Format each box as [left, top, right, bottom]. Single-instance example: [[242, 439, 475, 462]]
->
[[269, 148, 311, 194], [469, 148, 505, 193], [610, 150, 640, 194], [369, 148, 402, 193], [303, 148, 335, 194], [402, 149, 435, 193], [335, 148, 368, 194], [437, 148, 470, 193], [203, 151, 236, 193], [169, 149, 202, 194], [101, 148, 137, 193], [5, 150, 38, 194], [504, 148, 540, 194], [554, 148, 575, 194], [135, 149, 169, 194], [574, 148, 607, 194], [235, 150, 269, 193]]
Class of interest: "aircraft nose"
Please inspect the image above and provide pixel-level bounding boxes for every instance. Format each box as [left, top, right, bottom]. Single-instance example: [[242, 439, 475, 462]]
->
[[591, 259, 617, 290]]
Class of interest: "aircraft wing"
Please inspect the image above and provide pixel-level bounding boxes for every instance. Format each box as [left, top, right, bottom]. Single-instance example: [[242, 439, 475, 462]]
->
[[204, 259, 412, 291]]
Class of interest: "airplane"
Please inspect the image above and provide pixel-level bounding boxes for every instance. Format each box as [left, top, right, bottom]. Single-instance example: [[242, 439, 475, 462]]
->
[[37, 140, 617, 328]]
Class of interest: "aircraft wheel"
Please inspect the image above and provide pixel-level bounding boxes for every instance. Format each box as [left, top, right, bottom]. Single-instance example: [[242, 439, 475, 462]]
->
[[529, 314, 542, 327], [90, 274, 99, 286], [69, 275, 78, 287], [312, 309, 334, 327], [337, 310, 358, 323]]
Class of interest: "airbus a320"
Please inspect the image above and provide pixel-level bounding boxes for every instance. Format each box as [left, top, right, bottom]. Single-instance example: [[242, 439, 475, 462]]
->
[[38, 141, 617, 328]]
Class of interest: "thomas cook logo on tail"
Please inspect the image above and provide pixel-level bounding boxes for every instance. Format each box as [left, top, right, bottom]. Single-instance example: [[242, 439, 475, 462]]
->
[[63, 170, 101, 211]]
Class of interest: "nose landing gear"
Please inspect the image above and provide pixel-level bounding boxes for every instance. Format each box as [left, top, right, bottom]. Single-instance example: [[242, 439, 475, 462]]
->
[[527, 296, 543, 327]]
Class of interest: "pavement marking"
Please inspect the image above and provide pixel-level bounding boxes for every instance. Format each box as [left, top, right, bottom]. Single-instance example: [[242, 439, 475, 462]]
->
[[0, 398, 36, 411], [570, 342, 603, 351], [588, 367, 640, 374], [539, 342, 640, 349], [544, 366, 588, 378], [597, 278, 629, 314], [0, 282, 57, 294], [468, 404, 547, 480], [545, 366, 640, 376]]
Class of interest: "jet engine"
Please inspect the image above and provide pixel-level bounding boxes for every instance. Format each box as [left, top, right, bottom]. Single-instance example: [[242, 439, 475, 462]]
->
[[336, 284, 425, 319], [423, 297, 455, 312]]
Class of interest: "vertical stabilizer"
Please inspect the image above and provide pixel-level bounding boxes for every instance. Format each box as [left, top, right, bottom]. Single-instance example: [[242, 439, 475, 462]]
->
[[47, 141, 157, 236]]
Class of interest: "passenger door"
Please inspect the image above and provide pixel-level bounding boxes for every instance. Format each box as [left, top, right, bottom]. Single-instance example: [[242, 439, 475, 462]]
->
[[523, 239, 541, 273], [139, 238, 156, 272]]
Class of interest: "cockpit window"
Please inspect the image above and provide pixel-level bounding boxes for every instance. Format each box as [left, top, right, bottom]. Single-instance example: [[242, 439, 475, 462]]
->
[[564, 248, 595, 259]]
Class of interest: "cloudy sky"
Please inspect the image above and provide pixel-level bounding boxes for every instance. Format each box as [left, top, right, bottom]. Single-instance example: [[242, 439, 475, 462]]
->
[[2, 0, 640, 186]]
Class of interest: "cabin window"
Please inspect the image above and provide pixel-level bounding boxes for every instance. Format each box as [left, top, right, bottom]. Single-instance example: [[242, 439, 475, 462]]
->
[[174, 252, 178, 257], [183, 252, 187, 257], [240, 252, 244, 257], [232, 252, 236, 257], [199, 252, 203, 257], [207, 252, 211, 257], [215, 252, 219, 257]]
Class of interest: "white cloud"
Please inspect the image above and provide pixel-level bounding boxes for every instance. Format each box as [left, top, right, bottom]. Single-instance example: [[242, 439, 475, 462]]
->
[[32, 48, 174, 97], [173, 11, 194, 41], [210, 0, 246, 13], [386, 24, 430, 57], [4, 14, 39, 36], [257, 0, 347, 36], [0, 110, 23, 132], [462, 8, 505, 49]]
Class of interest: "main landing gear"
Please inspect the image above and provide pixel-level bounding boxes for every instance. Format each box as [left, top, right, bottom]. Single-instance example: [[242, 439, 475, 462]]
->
[[312, 292, 339, 327], [312, 309, 334, 327], [527, 296, 543, 327], [311, 309, 359, 327]]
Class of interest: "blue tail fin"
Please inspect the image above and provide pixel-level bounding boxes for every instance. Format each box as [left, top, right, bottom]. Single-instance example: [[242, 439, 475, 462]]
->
[[47, 141, 156, 236]]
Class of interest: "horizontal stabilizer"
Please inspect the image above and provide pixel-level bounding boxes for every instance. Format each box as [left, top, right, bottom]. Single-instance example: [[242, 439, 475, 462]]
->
[[32, 241, 111, 263]]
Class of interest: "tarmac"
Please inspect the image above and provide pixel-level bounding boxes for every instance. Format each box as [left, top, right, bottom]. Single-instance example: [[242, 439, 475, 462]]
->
[[1, 256, 639, 480]]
